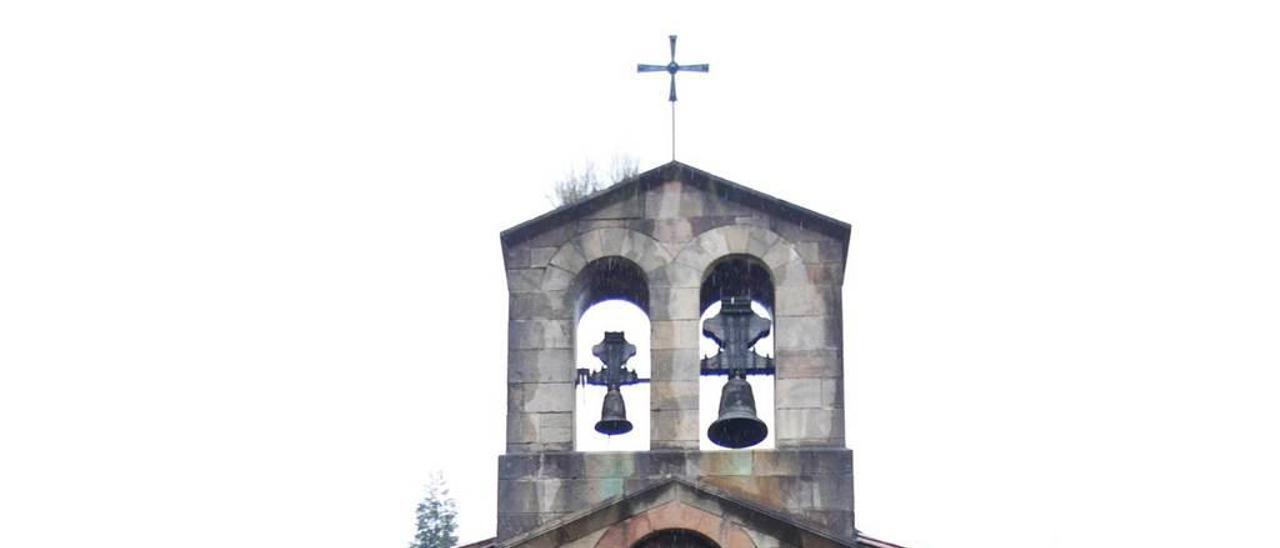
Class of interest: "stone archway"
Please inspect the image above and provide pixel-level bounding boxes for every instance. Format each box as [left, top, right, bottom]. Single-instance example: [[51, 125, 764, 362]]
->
[[633, 529, 720, 548]]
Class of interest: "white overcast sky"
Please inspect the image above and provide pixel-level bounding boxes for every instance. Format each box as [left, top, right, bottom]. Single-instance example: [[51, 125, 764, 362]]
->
[[3, 2, 1279, 548]]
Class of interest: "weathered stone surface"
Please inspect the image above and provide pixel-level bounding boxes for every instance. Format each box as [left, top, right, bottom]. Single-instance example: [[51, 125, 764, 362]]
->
[[649, 286, 700, 320], [547, 242, 587, 274], [508, 319, 573, 350], [775, 377, 829, 409], [650, 261, 701, 288], [773, 284, 829, 317], [651, 319, 701, 350], [645, 180, 684, 219], [775, 348, 841, 378], [650, 409, 699, 449], [540, 265, 575, 291], [761, 240, 803, 271], [498, 164, 855, 543], [520, 382, 575, 413], [506, 268, 544, 293], [774, 315, 839, 350], [651, 380, 698, 410], [649, 218, 694, 243], [583, 194, 642, 219], [498, 449, 855, 543], [508, 349, 574, 383], [508, 291, 570, 321], [650, 348, 700, 382], [775, 408, 844, 445]]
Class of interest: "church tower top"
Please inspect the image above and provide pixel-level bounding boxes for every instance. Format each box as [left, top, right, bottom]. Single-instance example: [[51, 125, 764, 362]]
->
[[496, 161, 858, 545]]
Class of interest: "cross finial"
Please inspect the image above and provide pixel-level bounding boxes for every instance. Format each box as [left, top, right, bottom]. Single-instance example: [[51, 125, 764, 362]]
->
[[638, 35, 709, 160]]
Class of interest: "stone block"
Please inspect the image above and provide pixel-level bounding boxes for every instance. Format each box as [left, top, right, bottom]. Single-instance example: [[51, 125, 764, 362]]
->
[[537, 412, 573, 444], [509, 291, 570, 321], [650, 348, 700, 382], [583, 452, 637, 478], [774, 315, 839, 350], [633, 238, 673, 274], [577, 229, 605, 260], [498, 480, 540, 514], [530, 246, 558, 267], [772, 259, 811, 288], [548, 243, 587, 274], [651, 262, 701, 289], [721, 225, 751, 255], [651, 380, 698, 410], [775, 348, 841, 378], [539, 451, 586, 479], [650, 286, 700, 321], [751, 450, 803, 477], [760, 240, 802, 271], [645, 180, 684, 219], [679, 184, 706, 218], [805, 262, 845, 286], [584, 194, 641, 219], [774, 377, 826, 409], [521, 382, 574, 413], [745, 227, 781, 258], [651, 319, 701, 350], [541, 265, 575, 291], [504, 245, 531, 269], [650, 410, 699, 449], [639, 450, 691, 477], [508, 349, 575, 383], [523, 224, 574, 248], [499, 454, 540, 480], [774, 284, 831, 317], [694, 450, 754, 477], [690, 215, 737, 237], [803, 449, 854, 478], [508, 319, 573, 350], [775, 408, 844, 445], [598, 228, 629, 257], [695, 229, 730, 260], [650, 218, 694, 244], [506, 268, 544, 293], [506, 411, 536, 443]]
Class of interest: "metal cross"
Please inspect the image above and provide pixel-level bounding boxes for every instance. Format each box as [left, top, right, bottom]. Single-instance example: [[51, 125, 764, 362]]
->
[[638, 35, 709, 160]]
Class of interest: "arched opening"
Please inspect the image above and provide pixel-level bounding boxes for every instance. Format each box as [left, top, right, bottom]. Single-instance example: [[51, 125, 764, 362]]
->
[[698, 255, 775, 450], [632, 529, 720, 548], [573, 257, 651, 451]]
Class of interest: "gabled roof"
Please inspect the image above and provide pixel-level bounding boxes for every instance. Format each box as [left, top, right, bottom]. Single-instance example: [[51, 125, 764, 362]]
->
[[458, 477, 906, 547], [457, 534, 907, 548], [498, 477, 874, 548], [500, 161, 851, 248]]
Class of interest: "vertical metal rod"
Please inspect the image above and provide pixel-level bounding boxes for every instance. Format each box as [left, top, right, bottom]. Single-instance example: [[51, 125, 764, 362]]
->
[[671, 101, 676, 161]]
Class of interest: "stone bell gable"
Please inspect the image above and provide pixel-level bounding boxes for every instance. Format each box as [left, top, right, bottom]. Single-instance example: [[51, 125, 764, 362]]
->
[[500, 161, 851, 452], [497, 161, 859, 545]]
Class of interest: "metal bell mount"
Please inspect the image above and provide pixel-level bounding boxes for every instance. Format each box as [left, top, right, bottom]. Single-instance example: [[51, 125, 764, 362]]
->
[[701, 296, 775, 449]]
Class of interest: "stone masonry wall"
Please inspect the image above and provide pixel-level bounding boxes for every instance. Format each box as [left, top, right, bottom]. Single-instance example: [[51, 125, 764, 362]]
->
[[502, 178, 848, 453], [497, 448, 854, 542], [499, 172, 852, 542]]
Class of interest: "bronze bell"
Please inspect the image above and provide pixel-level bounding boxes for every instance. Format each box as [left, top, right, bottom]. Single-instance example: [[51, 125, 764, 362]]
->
[[707, 372, 768, 448], [594, 386, 633, 435]]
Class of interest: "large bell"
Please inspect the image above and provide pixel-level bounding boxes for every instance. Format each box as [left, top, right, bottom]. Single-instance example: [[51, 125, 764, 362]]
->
[[594, 387, 633, 435], [707, 373, 768, 448]]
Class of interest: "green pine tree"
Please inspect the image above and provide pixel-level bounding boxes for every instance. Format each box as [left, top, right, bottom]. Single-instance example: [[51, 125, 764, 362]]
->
[[411, 473, 458, 548]]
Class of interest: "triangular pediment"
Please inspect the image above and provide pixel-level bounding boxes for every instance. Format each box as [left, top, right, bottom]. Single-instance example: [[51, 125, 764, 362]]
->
[[500, 162, 850, 251], [501, 478, 858, 548]]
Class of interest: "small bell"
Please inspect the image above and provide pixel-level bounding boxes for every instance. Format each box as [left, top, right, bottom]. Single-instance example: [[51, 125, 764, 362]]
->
[[707, 372, 768, 448], [594, 386, 633, 435]]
